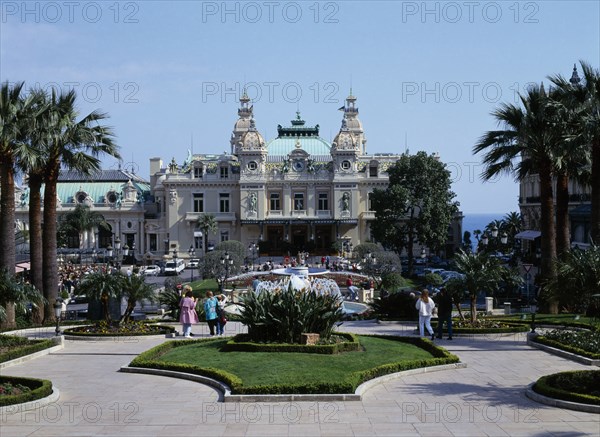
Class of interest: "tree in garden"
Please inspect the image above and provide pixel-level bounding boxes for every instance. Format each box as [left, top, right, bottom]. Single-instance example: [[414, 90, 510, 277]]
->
[[196, 214, 217, 254], [41, 90, 118, 323], [76, 272, 123, 322], [59, 204, 110, 249], [120, 275, 156, 322], [199, 248, 243, 290], [550, 62, 600, 245], [450, 251, 506, 322], [0, 268, 46, 326], [474, 85, 561, 312], [0, 82, 41, 326], [544, 245, 600, 315], [370, 151, 458, 276]]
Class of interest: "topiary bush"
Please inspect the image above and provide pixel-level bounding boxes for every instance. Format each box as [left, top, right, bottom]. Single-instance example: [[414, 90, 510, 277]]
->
[[238, 282, 344, 344]]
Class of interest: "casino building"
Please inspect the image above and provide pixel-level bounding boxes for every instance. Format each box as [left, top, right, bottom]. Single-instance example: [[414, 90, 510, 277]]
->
[[146, 91, 463, 261]]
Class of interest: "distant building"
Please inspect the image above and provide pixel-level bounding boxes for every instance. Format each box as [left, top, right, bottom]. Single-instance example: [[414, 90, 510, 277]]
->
[[148, 91, 463, 260], [15, 168, 151, 264]]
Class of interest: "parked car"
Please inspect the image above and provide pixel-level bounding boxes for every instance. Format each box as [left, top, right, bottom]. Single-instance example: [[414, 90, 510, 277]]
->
[[143, 265, 162, 276], [187, 259, 200, 268]]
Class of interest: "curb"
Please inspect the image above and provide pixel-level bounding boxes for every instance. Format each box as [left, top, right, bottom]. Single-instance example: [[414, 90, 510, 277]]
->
[[120, 361, 466, 403], [0, 387, 60, 415], [525, 383, 600, 414], [527, 335, 600, 366], [0, 337, 64, 370], [355, 362, 467, 396]]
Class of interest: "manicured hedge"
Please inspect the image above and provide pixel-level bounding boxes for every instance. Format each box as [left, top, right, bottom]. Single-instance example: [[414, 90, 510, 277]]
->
[[0, 376, 53, 407], [533, 371, 600, 406], [220, 332, 360, 354], [129, 335, 460, 395], [532, 336, 600, 360], [432, 322, 529, 334], [0, 336, 57, 363]]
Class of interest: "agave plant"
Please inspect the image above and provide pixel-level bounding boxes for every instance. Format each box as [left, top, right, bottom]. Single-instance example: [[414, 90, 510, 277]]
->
[[238, 282, 344, 343]]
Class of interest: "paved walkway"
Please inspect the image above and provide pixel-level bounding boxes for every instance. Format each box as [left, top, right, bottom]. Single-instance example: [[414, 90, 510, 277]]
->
[[1, 321, 598, 436]]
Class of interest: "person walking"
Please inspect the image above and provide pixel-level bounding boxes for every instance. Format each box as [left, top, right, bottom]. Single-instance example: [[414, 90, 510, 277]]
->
[[204, 291, 218, 336], [436, 287, 453, 340], [215, 294, 227, 335], [416, 289, 436, 340], [179, 286, 198, 338]]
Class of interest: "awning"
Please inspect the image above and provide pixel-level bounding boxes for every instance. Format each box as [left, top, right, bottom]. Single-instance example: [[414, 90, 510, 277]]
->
[[514, 230, 541, 241]]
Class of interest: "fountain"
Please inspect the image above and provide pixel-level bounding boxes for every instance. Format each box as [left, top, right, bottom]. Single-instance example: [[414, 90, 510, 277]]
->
[[252, 267, 366, 314]]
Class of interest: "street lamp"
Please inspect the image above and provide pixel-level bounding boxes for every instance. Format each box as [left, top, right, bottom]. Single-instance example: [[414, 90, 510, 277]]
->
[[53, 298, 63, 336], [188, 245, 196, 282], [248, 243, 258, 270], [220, 251, 234, 292]]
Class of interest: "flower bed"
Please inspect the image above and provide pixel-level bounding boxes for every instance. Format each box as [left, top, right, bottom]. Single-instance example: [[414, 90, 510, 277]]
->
[[0, 336, 57, 363], [533, 370, 600, 406], [433, 319, 529, 334], [532, 329, 600, 360], [0, 376, 53, 407], [64, 321, 175, 337]]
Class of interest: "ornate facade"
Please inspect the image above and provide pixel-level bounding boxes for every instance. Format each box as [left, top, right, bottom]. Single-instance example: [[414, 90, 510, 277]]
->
[[148, 92, 463, 260]]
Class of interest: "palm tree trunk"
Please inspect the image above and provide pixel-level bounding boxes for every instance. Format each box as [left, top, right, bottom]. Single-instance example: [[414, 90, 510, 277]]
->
[[28, 174, 44, 323], [0, 158, 17, 328], [555, 172, 571, 258], [591, 139, 600, 245], [0, 158, 16, 273], [470, 295, 477, 323], [42, 165, 60, 323], [538, 162, 558, 313]]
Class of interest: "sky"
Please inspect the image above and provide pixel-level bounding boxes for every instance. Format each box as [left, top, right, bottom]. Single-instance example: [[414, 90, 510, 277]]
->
[[1, 1, 599, 214]]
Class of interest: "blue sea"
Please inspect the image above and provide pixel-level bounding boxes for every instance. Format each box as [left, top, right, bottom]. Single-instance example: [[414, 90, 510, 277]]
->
[[461, 213, 506, 250]]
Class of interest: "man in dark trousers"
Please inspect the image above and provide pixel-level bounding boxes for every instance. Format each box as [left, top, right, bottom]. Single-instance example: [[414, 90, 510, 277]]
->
[[436, 287, 453, 340]]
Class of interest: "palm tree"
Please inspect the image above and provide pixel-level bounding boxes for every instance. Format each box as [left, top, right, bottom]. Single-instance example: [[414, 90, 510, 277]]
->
[[76, 272, 123, 322], [39, 89, 119, 323], [544, 245, 600, 315], [474, 85, 560, 312], [17, 88, 54, 314], [550, 61, 600, 244], [120, 275, 156, 322], [0, 81, 40, 327], [451, 251, 505, 322], [59, 204, 110, 249], [0, 82, 34, 273], [196, 214, 217, 254], [0, 267, 46, 325]]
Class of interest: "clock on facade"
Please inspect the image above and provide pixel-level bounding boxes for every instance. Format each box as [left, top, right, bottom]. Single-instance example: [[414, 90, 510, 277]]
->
[[292, 159, 305, 172]]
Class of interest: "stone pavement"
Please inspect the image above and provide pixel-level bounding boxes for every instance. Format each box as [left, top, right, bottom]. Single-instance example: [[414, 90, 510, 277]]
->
[[1, 321, 598, 437]]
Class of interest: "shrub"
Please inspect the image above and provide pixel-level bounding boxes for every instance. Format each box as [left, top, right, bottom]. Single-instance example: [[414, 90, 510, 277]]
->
[[238, 282, 344, 344], [370, 291, 418, 320], [221, 332, 360, 354], [534, 329, 600, 359], [0, 336, 57, 363], [0, 376, 53, 407], [381, 272, 405, 292], [534, 371, 600, 406]]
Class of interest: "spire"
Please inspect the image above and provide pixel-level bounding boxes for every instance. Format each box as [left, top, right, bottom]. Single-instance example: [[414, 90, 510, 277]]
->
[[570, 63, 581, 85]]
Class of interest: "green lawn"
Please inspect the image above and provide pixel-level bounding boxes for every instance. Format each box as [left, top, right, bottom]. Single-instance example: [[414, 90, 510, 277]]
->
[[156, 336, 434, 386], [189, 278, 219, 296]]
